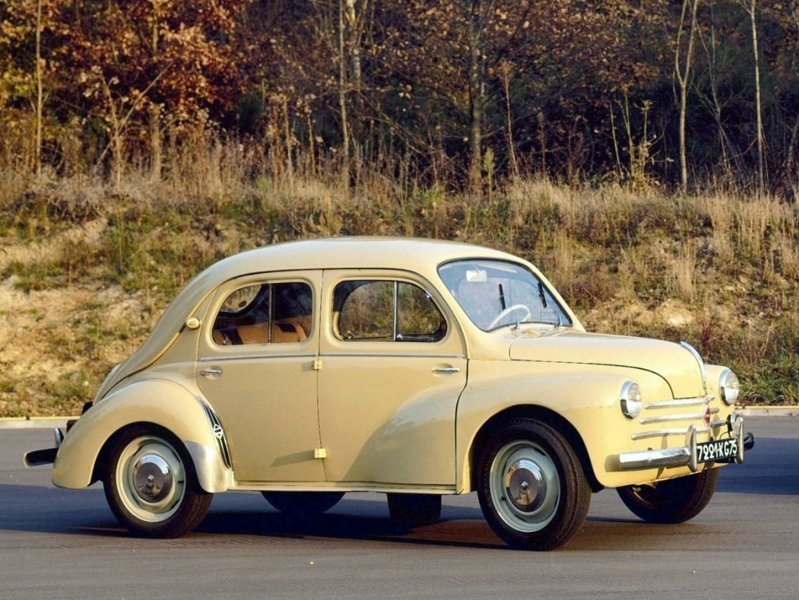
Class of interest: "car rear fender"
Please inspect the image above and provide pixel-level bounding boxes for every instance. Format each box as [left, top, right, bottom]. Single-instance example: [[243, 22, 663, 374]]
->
[[52, 379, 234, 493]]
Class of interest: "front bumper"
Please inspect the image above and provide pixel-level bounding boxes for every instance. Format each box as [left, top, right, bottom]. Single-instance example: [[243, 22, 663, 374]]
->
[[618, 414, 754, 472]]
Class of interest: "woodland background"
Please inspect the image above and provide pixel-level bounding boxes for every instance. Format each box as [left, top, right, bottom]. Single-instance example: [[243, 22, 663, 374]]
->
[[2, 0, 799, 415]]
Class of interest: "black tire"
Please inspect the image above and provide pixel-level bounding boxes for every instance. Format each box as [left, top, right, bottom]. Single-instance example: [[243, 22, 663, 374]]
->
[[617, 468, 719, 524], [386, 493, 442, 527], [477, 419, 591, 551], [103, 426, 212, 538], [262, 491, 344, 518]]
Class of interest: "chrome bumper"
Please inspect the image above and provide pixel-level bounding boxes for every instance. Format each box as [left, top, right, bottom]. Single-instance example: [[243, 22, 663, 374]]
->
[[618, 414, 749, 472]]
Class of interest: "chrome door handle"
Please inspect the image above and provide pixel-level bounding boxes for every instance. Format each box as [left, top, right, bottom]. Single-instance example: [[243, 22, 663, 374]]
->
[[200, 367, 223, 378], [433, 366, 461, 374]]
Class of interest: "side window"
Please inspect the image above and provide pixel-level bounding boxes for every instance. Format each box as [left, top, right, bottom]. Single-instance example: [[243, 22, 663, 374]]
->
[[334, 280, 447, 342], [212, 281, 312, 345]]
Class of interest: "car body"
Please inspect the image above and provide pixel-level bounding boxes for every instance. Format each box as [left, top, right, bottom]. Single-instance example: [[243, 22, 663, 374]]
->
[[25, 237, 753, 549]]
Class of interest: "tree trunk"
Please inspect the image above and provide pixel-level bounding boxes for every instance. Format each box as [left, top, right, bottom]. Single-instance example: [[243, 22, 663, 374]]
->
[[338, 0, 350, 188], [467, 0, 484, 192], [149, 104, 162, 182], [34, 0, 43, 176], [675, 0, 700, 194], [748, 0, 765, 194]]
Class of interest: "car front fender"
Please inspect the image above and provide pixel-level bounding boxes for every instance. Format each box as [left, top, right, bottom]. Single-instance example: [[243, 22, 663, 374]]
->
[[52, 378, 234, 493], [456, 361, 674, 492]]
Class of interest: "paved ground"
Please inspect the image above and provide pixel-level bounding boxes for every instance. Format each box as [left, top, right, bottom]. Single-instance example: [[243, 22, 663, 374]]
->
[[1, 417, 797, 599]]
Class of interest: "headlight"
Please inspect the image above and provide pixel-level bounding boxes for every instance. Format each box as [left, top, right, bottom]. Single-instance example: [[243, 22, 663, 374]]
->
[[620, 381, 642, 419], [719, 369, 740, 406]]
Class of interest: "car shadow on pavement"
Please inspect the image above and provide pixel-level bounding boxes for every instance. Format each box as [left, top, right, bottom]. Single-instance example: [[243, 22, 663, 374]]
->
[[1, 483, 760, 552], [715, 436, 799, 496]]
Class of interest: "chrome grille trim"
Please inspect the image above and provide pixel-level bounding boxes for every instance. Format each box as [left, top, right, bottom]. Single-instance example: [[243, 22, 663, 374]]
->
[[644, 398, 708, 410], [632, 426, 710, 441], [639, 411, 707, 425]]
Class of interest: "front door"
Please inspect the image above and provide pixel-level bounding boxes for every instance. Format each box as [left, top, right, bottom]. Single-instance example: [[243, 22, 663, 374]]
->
[[196, 271, 325, 485], [317, 272, 467, 488]]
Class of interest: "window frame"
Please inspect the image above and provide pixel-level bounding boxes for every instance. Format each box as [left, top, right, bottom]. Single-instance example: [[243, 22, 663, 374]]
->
[[205, 274, 317, 350], [332, 277, 448, 344]]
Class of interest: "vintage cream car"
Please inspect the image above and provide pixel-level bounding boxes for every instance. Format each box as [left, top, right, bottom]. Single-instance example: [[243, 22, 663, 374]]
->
[[26, 238, 753, 550]]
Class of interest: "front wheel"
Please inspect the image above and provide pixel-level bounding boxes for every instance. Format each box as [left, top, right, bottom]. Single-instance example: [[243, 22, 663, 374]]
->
[[103, 426, 212, 538], [617, 468, 719, 524], [477, 419, 591, 551]]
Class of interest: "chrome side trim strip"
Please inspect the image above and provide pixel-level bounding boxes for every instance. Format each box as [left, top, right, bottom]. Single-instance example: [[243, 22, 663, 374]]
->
[[199, 353, 316, 363], [680, 341, 708, 393]]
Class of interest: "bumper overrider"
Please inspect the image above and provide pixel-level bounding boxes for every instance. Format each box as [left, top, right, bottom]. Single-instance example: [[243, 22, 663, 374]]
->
[[23, 416, 81, 468], [618, 414, 755, 472]]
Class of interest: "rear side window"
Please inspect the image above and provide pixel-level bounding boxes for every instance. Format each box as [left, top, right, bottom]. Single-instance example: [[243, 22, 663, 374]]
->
[[333, 280, 446, 342], [212, 282, 312, 345]]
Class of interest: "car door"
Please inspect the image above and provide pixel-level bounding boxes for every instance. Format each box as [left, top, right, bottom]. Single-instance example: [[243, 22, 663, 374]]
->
[[317, 271, 467, 488], [196, 271, 326, 485]]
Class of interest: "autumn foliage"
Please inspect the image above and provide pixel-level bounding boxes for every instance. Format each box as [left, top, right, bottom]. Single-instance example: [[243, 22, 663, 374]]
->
[[2, 0, 799, 191]]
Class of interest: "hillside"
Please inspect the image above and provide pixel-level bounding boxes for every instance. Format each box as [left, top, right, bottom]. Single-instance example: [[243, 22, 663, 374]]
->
[[1, 172, 797, 417]]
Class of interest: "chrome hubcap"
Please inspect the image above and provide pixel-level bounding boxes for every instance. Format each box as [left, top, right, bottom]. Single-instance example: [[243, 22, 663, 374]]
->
[[116, 436, 186, 523], [490, 441, 561, 533], [132, 455, 174, 503], [505, 458, 547, 512]]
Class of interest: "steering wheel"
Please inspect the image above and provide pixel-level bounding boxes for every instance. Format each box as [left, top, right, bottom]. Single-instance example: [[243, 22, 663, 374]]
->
[[488, 304, 532, 329]]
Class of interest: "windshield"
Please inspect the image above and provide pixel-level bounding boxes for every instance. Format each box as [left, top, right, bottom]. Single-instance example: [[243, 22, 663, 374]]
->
[[438, 259, 572, 331]]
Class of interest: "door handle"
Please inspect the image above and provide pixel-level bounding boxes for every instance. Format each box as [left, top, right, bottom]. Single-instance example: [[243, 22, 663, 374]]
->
[[433, 366, 461, 374], [200, 367, 223, 378]]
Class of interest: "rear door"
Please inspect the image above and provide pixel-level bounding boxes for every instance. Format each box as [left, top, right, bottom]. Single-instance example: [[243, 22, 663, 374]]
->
[[196, 271, 325, 485]]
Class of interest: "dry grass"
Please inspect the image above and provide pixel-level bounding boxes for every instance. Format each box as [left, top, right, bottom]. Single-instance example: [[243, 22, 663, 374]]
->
[[2, 136, 799, 414]]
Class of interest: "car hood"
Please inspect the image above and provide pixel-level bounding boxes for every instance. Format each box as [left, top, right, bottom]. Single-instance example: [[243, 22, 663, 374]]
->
[[508, 331, 705, 398]]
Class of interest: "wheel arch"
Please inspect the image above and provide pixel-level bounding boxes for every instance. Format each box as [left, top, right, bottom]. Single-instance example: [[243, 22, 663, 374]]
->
[[468, 405, 603, 494], [52, 379, 234, 493]]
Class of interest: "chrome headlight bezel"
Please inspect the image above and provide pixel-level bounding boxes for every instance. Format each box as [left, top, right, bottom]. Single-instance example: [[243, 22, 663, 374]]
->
[[719, 368, 740, 406], [620, 381, 643, 419]]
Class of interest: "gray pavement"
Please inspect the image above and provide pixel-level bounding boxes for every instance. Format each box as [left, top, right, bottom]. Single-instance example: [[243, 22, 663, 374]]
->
[[1, 417, 797, 599]]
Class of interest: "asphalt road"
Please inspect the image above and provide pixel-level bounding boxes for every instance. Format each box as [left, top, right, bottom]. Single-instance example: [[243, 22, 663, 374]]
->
[[2, 417, 797, 599]]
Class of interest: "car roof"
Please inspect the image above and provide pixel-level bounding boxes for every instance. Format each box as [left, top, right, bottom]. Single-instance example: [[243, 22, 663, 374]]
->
[[205, 237, 518, 276]]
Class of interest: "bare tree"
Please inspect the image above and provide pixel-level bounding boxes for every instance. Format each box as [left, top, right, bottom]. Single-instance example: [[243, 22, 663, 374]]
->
[[697, 1, 744, 182], [740, 0, 765, 194], [465, 0, 495, 192], [34, 0, 43, 175], [338, 0, 350, 187], [675, 0, 701, 194]]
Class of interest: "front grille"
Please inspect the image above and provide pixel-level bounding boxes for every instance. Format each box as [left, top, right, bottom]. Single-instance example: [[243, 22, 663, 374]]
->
[[631, 396, 710, 441]]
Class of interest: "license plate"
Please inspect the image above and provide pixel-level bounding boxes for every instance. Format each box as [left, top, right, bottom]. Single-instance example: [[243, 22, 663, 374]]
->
[[696, 438, 738, 463]]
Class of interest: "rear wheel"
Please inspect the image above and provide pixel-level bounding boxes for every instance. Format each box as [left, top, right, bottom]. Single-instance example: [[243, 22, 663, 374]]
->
[[617, 468, 719, 524], [103, 426, 212, 538], [477, 419, 591, 551], [262, 491, 344, 518]]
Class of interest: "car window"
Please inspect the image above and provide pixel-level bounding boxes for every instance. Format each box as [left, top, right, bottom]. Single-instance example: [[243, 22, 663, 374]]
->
[[334, 280, 447, 342], [212, 281, 312, 345], [438, 259, 571, 331]]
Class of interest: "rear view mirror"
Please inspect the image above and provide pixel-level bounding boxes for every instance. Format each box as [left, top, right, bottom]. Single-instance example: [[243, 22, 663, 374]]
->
[[465, 269, 487, 283]]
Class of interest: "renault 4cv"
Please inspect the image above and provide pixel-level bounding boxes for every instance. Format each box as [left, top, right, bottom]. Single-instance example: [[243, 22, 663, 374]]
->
[[25, 238, 754, 550]]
